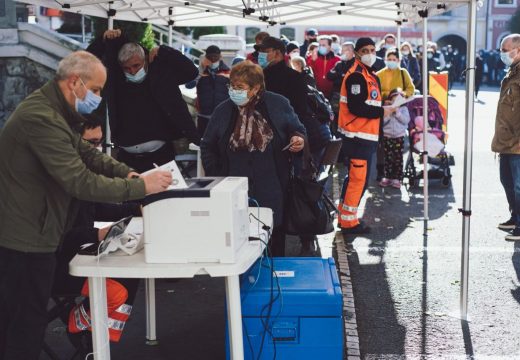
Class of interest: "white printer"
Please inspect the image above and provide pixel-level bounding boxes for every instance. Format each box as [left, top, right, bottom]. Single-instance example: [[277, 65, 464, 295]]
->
[[142, 177, 250, 264]]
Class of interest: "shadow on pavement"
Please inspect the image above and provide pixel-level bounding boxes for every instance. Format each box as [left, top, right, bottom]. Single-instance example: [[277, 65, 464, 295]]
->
[[342, 177, 454, 357], [512, 242, 520, 304], [461, 320, 474, 359]]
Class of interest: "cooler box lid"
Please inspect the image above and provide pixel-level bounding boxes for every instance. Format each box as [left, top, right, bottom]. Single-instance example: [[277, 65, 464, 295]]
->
[[240, 257, 343, 317]]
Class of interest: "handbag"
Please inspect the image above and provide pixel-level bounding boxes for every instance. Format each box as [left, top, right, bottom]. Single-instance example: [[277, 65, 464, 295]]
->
[[285, 138, 336, 236]]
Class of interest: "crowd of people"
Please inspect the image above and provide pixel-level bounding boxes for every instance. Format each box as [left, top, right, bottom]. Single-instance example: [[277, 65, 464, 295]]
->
[[0, 23, 519, 360]]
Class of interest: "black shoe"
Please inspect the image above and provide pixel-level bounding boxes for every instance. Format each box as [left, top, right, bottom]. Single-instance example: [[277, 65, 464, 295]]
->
[[340, 222, 371, 235], [498, 217, 516, 230], [505, 228, 520, 241]]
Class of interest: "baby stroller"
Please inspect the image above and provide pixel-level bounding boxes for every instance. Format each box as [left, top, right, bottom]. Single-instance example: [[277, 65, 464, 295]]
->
[[403, 96, 454, 187]]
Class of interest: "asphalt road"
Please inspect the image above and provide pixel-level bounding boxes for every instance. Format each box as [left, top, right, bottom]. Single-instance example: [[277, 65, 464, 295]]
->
[[342, 85, 520, 359]]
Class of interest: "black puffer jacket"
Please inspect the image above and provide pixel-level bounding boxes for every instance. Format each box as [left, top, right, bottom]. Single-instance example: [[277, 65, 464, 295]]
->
[[87, 36, 200, 145]]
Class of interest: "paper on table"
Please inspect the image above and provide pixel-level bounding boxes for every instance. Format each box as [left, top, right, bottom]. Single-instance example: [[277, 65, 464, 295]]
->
[[141, 160, 188, 190]]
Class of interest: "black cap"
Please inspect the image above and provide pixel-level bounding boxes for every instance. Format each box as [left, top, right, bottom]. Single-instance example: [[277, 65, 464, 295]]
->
[[286, 41, 300, 54], [259, 36, 286, 53], [205, 45, 221, 55], [306, 28, 318, 36], [355, 37, 376, 52]]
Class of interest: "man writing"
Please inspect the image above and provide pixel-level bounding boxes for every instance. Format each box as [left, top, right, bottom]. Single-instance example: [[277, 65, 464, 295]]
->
[[337, 37, 392, 235], [0, 50, 171, 359], [492, 33, 520, 241]]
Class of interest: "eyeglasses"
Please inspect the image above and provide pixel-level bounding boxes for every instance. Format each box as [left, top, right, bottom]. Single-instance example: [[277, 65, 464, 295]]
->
[[84, 138, 104, 147]]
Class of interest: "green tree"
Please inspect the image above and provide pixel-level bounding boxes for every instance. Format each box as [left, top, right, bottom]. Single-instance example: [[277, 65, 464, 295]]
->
[[91, 17, 156, 50], [508, 8, 520, 34]]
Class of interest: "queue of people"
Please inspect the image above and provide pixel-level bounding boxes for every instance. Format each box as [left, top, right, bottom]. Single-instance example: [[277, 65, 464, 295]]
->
[[1, 24, 517, 359]]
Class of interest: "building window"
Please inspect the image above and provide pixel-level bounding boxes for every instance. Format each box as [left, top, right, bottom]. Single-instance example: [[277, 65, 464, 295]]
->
[[280, 27, 295, 41], [245, 27, 261, 44], [495, 0, 516, 6]]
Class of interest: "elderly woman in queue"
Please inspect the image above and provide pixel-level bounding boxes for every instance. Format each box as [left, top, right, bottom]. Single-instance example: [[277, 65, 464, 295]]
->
[[201, 61, 306, 256]]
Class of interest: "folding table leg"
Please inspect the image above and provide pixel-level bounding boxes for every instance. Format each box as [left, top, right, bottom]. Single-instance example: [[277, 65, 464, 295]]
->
[[88, 276, 111, 360], [225, 275, 244, 360], [145, 278, 158, 345]]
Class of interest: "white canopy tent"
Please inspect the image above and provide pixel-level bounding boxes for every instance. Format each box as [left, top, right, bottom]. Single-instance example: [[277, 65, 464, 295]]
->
[[17, 0, 465, 26], [17, 0, 479, 334]]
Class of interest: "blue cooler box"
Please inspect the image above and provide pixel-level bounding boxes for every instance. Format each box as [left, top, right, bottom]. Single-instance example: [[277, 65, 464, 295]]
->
[[226, 257, 343, 359]]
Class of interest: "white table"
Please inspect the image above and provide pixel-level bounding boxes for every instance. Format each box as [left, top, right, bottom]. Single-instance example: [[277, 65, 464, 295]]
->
[[69, 208, 272, 360]]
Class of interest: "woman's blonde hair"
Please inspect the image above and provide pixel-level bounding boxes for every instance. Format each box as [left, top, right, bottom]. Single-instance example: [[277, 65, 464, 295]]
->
[[230, 60, 265, 91]]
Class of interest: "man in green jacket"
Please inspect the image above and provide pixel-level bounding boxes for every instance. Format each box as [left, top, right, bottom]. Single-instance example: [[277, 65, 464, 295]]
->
[[492, 33, 520, 241], [0, 50, 172, 359]]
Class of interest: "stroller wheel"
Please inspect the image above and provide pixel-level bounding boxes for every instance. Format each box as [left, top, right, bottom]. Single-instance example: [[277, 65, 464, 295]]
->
[[441, 176, 451, 187]]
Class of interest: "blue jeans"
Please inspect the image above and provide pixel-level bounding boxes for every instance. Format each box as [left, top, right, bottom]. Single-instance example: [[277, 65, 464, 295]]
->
[[499, 154, 520, 228]]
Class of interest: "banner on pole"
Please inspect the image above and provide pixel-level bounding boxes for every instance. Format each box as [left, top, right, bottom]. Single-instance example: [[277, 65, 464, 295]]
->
[[429, 71, 448, 132]]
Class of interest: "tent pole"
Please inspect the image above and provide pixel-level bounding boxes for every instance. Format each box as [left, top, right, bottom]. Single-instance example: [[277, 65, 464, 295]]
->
[[168, 7, 173, 47], [460, 0, 477, 321], [421, 12, 429, 235], [397, 22, 401, 50], [81, 15, 85, 44], [106, 3, 114, 156]]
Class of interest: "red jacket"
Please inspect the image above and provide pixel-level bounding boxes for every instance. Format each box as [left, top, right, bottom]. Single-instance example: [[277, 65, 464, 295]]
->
[[307, 52, 341, 98]]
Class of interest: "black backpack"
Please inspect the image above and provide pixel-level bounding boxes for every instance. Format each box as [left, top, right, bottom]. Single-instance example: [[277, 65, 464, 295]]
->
[[306, 85, 335, 124]]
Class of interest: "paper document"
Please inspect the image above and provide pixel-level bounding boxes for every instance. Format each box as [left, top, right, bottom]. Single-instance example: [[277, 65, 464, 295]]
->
[[141, 160, 188, 190], [384, 95, 413, 109]]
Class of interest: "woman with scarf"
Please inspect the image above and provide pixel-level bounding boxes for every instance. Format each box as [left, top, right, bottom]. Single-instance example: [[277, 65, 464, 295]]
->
[[201, 61, 306, 256]]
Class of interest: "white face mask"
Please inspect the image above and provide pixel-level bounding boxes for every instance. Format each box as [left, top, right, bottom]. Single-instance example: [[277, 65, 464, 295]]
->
[[360, 53, 377, 67], [289, 52, 299, 59], [501, 48, 517, 67], [401, 50, 410, 56]]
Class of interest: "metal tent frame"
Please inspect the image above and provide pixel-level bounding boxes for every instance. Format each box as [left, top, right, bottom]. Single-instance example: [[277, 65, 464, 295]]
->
[[16, 0, 478, 321]]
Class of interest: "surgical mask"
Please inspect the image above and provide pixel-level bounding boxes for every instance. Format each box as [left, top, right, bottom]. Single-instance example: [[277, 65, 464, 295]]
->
[[125, 66, 147, 83], [289, 52, 299, 59], [73, 78, 102, 115], [340, 54, 349, 61], [258, 52, 270, 68], [229, 88, 249, 106], [331, 43, 341, 55], [401, 50, 410, 56], [427, 53, 433, 59], [360, 53, 377, 67], [209, 61, 220, 70], [318, 46, 328, 56], [385, 61, 399, 70], [500, 49, 517, 67]]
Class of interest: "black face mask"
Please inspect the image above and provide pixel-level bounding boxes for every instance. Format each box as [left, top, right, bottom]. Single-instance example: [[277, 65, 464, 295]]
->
[[309, 37, 317, 42]]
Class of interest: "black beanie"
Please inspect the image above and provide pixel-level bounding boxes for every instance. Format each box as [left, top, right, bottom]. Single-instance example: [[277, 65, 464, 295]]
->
[[355, 37, 375, 52]]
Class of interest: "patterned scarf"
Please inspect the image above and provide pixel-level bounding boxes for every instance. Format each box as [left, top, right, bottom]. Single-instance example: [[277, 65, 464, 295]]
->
[[229, 93, 274, 152]]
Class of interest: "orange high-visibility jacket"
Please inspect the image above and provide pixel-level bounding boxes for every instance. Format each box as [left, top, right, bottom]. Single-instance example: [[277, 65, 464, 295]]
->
[[338, 59, 382, 142]]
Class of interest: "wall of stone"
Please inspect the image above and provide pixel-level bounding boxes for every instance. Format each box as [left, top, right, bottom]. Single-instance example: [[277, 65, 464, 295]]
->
[[0, 57, 54, 128]]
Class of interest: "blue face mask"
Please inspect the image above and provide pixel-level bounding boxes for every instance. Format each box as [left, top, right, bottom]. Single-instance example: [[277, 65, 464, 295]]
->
[[125, 66, 147, 83], [209, 61, 220, 70], [228, 88, 249, 106], [500, 49, 517, 67], [257, 52, 270, 69], [318, 46, 328, 56], [74, 78, 102, 115], [385, 60, 399, 70]]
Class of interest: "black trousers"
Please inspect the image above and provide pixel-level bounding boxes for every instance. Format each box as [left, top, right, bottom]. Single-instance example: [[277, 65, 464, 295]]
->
[[117, 142, 176, 173], [0, 246, 56, 360]]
